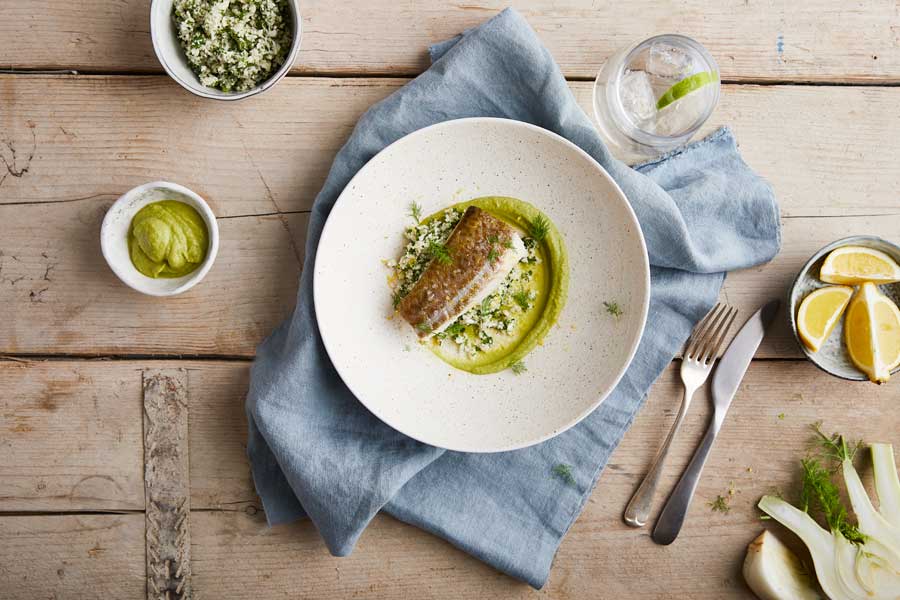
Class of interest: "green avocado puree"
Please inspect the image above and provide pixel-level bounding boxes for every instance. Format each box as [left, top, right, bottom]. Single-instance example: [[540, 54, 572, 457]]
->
[[424, 196, 569, 375], [128, 200, 209, 278]]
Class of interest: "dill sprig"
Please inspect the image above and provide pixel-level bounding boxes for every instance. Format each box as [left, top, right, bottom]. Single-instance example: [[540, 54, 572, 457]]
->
[[510, 360, 527, 375], [800, 456, 866, 544], [709, 495, 730, 513], [529, 215, 550, 241], [809, 421, 861, 465], [426, 241, 453, 265], [603, 301, 624, 317], [512, 289, 531, 311], [552, 463, 576, 485], [408, 202, 423, 223]]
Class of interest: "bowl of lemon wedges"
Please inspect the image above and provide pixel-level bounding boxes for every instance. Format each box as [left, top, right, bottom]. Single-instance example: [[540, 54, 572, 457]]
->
[[789, 236, 900, 383]]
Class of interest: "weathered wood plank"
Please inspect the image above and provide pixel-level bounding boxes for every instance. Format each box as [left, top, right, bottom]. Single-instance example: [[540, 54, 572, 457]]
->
[[2, 197, 897, 357], [188, 359, 897, 598], [0, 361, 144, 511], [0, 203, 307, 356], [3, 76, 900, 219], [0, 514, 146, 599], [143, 369, 192, 599], [0, 1, 897, 82], [2, 359, 895, 596]]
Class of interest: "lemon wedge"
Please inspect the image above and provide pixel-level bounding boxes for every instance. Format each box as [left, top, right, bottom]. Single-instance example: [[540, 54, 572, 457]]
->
[[796, 285, 854, 352], [844, 282, 900, 383], [820, 245, 900, 285]]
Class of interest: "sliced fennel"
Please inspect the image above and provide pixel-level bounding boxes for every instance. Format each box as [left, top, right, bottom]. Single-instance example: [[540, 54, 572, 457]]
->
[[742, 530, 821, 600], [872, 443, 900, 527], [757, 438, 900, 600]]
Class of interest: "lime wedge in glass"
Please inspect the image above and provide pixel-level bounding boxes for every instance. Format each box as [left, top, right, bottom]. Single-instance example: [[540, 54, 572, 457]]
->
[[655, 71, 717, 110]]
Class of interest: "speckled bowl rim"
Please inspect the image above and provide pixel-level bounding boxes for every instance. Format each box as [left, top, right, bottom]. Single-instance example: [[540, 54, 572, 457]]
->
[[787, 235, 900, 381], [313, 117, 651, 452], [149, 0, 302, 101]]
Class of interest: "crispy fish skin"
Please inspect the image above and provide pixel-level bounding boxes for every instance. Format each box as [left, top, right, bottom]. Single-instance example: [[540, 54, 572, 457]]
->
[[398, 206, 526, 337]]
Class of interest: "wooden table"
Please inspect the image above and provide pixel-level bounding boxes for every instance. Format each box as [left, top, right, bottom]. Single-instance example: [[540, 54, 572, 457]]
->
[[2, 2, 898, 598]]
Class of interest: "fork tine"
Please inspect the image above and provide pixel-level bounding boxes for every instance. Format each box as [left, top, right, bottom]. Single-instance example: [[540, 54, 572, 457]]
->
[[687, 304, 727, 359], [685, 303, 723, 358], [699, 306, 738, 364]]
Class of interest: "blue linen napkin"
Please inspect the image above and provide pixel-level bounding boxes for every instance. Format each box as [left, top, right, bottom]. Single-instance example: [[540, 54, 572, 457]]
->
[[246, 8, 780, 588]]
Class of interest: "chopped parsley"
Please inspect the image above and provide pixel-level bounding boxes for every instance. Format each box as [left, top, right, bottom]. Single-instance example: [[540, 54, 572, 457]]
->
[[510, 360, 527, 375], [552, 463, 576, 485]]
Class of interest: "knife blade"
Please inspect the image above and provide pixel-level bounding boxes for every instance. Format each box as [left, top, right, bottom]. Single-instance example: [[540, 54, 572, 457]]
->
[[652, 300, 780, 545], [711, 300, 780, 417]]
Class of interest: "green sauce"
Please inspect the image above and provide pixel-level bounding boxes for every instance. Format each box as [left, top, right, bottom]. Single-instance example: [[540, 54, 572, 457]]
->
[[423, 196, 569, 374], [128, 200, 209, 278]]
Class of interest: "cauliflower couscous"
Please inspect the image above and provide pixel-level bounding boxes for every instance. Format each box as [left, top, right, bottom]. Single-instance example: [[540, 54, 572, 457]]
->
[[173, 0, 293, 92]]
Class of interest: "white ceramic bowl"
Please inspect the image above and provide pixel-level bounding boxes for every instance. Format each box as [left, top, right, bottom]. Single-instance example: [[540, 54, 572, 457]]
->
[[150, 0, 302, 101], [314, 118, 650, 452], [101, 181, 219, 296]]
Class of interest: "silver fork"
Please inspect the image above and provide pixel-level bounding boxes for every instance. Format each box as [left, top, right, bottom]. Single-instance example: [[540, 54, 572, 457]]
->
[[623, 303, 738, 528]]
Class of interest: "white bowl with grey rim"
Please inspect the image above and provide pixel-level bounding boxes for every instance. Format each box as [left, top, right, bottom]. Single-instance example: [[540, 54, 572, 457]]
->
[[788, 235, 900, 381], [100, 181, 220, 297], [150, 0, 302, 101]]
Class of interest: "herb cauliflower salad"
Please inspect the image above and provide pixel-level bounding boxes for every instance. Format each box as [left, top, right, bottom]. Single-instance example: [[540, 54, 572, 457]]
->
[[389, 207, 541, 357], [172, 0, 293, 92]]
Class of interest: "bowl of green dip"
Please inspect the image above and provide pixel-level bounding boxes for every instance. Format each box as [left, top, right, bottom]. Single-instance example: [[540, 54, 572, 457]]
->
[[101, 181, 219, 296]]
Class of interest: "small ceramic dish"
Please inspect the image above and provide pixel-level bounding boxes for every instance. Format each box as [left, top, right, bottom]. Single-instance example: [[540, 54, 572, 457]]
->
[[788, 235, 900, 381], [101, 181, 219, 297], [150, 0, 302, 101]]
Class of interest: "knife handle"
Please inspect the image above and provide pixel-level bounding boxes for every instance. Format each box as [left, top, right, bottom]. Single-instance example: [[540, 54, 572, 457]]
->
[[651, 418, 719, 545]]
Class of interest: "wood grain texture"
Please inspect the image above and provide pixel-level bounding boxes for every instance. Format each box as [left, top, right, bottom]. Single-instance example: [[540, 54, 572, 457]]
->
[[188, 359, 896, 598], [1, 75, 899, 357], [0, 361, 144, 511], [1, 196, 897, 358], [0, 1, 898, 81], [143, 369, 192, 599], [3, 76, 900, 218], [1, 359, 896, 597], [0, 514, 146, 599]]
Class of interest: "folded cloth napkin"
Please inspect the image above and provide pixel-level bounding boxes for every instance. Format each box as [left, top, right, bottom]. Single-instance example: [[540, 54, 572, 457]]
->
[[246, 8, 780, 588]]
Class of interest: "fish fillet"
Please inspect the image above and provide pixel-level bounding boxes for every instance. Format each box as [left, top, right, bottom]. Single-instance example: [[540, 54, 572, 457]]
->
[[398, 206, 526, 337]]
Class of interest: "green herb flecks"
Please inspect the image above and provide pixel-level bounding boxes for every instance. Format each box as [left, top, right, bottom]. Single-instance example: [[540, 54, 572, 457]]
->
[[480, 296, 494, 316], [552, 463, 576, 485], [441, 321, 466, 338], [799, 455, 866, 545], [416, 322, 432, 334], [778, 412, 786, 420], [487, 247, 499, 264], [391, 289, 403, 309], [502, 239, 514, 249], [809, 422, 862, 465], [427, 241, 453, 265], [709, 495, 731, 513], [408, 202, 423, 223], [603, 301, 624, 317], [488, 234, 500, 244], [510, 360, 527, 375], [529, 215, 550, 242], [512, 289, 531, 311]]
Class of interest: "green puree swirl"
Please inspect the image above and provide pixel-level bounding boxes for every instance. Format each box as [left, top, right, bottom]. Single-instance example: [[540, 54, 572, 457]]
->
[[427, 196, 569, 375], [128, 200, 209, 278]]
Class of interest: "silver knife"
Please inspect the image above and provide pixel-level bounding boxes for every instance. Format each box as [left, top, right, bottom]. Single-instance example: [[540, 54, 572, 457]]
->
[[651, 300, 780, 545]]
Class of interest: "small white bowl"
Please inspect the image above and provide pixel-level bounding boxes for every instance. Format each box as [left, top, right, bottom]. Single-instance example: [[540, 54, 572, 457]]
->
[[150, 0, 302, 101], [101, 181, 219, 297]]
